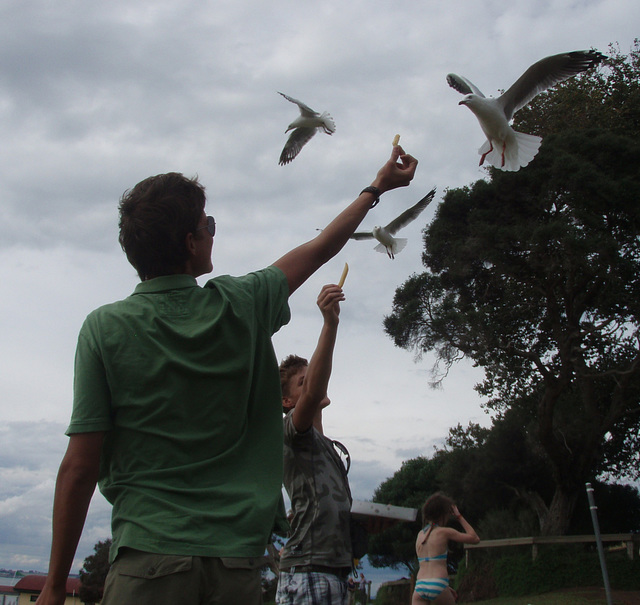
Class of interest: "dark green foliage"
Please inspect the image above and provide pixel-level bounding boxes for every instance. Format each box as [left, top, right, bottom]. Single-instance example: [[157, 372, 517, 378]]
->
[[367, 444, 640, 572], [493, 550, 574, 596], [367, 456, 446, 575], [570, 482, 640, 535], [495, 549, 640, 595], [437, 419, 640, 538], [514, 41, 640, 139], [436, 411, 555, 534], [457, 548, 640, 600], [475, 509, 540, 543], [78, 538, 111, 604], [374, 579, 412, 605], [455, 559, 499, 602]]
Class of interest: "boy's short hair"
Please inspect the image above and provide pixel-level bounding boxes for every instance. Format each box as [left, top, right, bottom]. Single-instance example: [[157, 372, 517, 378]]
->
[[279, 355, 308, 410], [118, 172, 206, 280]]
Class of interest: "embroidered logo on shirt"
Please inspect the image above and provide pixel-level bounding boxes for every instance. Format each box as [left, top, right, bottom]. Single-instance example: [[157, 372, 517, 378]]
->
[[158, 292, 190, 317]]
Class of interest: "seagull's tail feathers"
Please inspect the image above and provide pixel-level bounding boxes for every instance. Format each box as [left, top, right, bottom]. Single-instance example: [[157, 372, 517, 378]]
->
[[507, 131, 542, 172], [320, 112, 336, 135], [375, 239, 407, 256], [479, 132, 541, 172]]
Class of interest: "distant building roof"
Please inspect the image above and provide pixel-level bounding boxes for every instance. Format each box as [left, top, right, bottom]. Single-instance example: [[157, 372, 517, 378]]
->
[[0, 584, 18, 593], [15, 574, 82, 595], [379, 577, 411, 586]]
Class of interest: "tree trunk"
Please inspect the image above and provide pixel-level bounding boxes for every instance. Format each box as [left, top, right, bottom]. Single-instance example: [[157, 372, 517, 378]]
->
[[540, 485, 579, 536]]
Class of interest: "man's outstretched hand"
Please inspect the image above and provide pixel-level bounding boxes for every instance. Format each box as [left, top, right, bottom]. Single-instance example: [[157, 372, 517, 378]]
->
[[371, 145, 418, 194]]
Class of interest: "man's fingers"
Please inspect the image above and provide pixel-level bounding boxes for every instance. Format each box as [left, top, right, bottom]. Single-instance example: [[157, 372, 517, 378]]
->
[[400, 152, 417, 168], [391, 145, 404, 161]]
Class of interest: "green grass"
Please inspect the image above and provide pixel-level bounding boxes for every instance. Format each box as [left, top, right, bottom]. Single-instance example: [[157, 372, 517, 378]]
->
[[467, 587, 633, 605]]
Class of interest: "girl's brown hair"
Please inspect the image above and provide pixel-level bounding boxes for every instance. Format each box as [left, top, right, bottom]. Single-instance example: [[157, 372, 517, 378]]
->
[[421, 491, 454, 526]]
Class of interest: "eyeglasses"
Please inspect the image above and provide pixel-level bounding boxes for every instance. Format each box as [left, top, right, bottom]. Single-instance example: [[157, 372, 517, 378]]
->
[[196, 216, 216, 237]]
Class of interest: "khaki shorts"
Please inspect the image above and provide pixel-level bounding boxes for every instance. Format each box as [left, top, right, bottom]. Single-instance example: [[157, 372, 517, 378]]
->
[[101, 548, 264, 605]]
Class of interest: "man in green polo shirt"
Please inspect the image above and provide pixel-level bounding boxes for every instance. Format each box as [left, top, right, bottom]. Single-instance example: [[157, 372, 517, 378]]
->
[[36, 145, 418, 605]]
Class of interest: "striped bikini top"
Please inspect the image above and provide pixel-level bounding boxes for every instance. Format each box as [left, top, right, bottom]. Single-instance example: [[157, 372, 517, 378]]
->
[[417, 523, 448, 562]]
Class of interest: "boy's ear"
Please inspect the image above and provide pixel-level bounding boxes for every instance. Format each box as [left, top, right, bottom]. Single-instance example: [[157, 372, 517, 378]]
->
[[282, 396, 295, 411]]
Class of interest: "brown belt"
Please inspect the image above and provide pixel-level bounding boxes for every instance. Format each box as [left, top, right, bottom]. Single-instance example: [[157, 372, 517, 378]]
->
[[282, 564, 351, 579]]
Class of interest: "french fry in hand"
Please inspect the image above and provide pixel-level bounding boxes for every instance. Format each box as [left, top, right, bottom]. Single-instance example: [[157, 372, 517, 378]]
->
[[338, 263, 349, 288], [392, 134, 400, 147]]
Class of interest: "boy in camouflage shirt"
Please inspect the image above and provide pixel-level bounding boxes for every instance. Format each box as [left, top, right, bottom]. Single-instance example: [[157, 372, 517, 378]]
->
[[276, 283, 353, 605]]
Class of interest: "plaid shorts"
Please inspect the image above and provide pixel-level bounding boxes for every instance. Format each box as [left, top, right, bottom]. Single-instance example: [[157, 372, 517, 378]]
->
[[276, 570, 349, 605]]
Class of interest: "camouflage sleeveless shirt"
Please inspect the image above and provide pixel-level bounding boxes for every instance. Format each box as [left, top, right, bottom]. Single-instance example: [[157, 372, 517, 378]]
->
[[280, 411, 353, 569]]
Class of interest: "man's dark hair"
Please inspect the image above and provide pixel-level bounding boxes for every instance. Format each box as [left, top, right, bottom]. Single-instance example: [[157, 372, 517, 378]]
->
[[118, 172, 206, 280]]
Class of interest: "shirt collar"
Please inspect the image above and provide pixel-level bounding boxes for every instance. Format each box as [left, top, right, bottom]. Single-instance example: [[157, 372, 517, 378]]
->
[[133, 274, 198, 294]]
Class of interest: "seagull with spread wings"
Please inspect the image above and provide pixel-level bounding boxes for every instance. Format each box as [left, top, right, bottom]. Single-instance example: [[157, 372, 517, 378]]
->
[[447, 50, 605, 172], [350, 188, 436, 259], [278, 92, 336, 165]]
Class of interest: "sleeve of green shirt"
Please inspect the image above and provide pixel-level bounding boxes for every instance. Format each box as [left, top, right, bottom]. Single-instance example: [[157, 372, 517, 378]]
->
[[207, 265, 291, 334], [67, 321, 113, 435]]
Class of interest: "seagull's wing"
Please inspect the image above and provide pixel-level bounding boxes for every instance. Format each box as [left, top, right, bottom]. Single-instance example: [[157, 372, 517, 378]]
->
[[446, 74, 485, 98], [350, 231, 374, 240], [278, 91, 319, 118], [498, 50, 605, 120], [384, 188, 436, 235], [279, 127, 318, 165]]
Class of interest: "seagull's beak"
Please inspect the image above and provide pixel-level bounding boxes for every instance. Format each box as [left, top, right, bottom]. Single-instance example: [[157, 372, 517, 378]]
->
[[458, 99, 467, 106]]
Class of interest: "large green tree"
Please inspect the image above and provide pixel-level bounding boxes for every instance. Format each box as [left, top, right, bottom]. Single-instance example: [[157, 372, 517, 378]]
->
[[437, 413, 553, 535], [367, 438, 640, 573], [384, 43, 640, 535]]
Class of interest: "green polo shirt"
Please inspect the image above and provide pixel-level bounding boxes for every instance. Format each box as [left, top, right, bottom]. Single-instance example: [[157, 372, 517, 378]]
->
[[68, 266, 290, 561]]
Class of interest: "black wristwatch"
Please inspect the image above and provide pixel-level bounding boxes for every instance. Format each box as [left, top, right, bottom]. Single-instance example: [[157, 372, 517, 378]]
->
[[360, 186, 382, 207]]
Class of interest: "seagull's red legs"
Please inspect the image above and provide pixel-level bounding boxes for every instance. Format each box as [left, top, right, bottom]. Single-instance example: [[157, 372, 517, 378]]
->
[[479, 141, 493, 166]]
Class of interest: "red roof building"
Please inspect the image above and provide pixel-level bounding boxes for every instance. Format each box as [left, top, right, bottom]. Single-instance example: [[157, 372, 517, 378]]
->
[[0, 583, 18, 605], [14, 575, 83, 603]]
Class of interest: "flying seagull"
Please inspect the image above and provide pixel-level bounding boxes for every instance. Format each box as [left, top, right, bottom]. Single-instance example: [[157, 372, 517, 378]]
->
[[350, 188, 436, 259], [278, 92, 336, 165], [447, 50, 605, 172]]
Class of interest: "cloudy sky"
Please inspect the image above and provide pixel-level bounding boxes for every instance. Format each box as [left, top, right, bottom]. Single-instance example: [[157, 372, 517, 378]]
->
[[0, 0, 637, 590]]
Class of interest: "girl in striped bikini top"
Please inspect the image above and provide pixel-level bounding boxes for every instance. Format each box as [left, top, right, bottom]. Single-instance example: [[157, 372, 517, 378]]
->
[[417, 523, 449, 562], [412, 493, 480, 604]]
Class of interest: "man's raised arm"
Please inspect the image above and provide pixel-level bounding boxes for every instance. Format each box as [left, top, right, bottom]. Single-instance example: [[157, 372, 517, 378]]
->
[[273, 146, 418, 295]]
